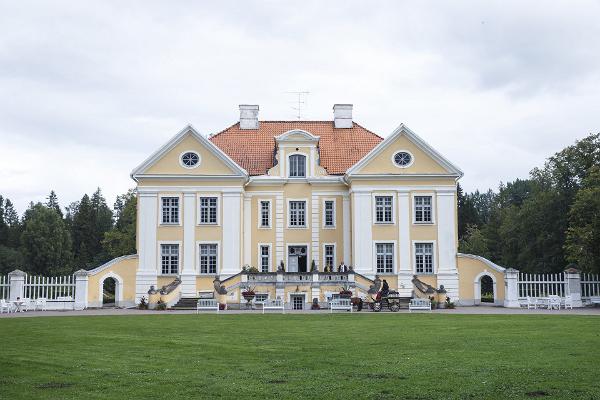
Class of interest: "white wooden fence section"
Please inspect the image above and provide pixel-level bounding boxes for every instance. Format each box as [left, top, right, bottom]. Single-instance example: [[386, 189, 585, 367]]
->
[[23, 274, 75, 300], [0, 275, 9, 300], [581, 273, 600, 300], [517, 273, 568, 298]]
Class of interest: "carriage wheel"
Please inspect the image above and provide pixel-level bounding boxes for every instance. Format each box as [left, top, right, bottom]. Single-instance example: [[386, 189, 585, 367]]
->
[[373, 302, 382, 312], [390, 302, 400, 312]]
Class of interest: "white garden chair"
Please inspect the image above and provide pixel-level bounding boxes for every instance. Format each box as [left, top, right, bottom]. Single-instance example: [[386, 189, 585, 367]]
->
[[526, 297, 538, 309], [22, 298, 34, 311], [548, 295, 561, 310], [0, 299, 12, 313], [35, 298, 47, 311], [563, 295, 573, 310]]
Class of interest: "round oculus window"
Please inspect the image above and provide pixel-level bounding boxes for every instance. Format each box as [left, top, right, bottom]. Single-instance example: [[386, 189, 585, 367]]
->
[[393, 151, 412, 167], [181, 152, 199, 167]]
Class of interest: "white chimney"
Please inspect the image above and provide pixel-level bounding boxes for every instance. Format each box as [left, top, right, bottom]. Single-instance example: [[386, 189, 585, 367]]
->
[[333, 104, 353, 128], [239, 104, 259, 129]]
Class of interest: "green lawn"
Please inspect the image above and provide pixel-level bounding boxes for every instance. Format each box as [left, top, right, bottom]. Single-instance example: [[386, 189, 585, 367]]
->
[[1, 314, 599, 399]]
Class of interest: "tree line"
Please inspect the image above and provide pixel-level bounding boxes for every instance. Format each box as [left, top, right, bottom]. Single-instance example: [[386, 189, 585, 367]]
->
[[458, 133, 600, 274], [0, 188, 136, 275]]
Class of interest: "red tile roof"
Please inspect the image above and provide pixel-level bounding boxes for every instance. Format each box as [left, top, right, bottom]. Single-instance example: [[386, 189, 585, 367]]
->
[[209, 121, 383, 176]]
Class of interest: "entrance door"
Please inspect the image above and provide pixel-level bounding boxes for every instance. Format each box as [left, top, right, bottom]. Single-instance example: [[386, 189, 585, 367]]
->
[[288, 246, 307, 272], [291, 294, 304, 310]]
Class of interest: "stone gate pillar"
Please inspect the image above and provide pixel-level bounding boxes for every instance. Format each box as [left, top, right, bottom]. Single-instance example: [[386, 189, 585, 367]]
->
[[503, 268, 520, 308], [564, 267, 583, 307], [8, 269, 25, 301], [74, 269, 89, 310]]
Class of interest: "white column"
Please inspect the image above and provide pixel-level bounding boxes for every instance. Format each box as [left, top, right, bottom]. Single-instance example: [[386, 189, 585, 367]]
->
[[8, 269, 25, 301], [436, 190, 459, 300], [503, 268, 520, 308], [397, 191, 412, 296], [275, 194, 284, 266], [74, 269, 89, 310], [351, 190, 372, 276], [180, 193, 196, 297], [342, 195, 351, 265], [311, 194, 319, 269], [221, 190, 242, 277], [243, 195, 252, 266], [136, 192, 158, 302]]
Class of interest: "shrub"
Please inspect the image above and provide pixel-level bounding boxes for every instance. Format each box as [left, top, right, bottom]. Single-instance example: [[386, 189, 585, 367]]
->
[[138, 296, 148, 310], [155, 299, 167, 311]]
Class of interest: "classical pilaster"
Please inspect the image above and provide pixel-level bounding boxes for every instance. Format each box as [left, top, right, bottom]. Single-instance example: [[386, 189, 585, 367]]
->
[[180, 193, 197, 297], [436, 189, 459, 300], [275, 194, 284, 266], [351, 190, 372, 276], [342, 195, 351, 265], [311, 194, 320, 269], [397, 191, 412, 296], [136, 192, 158, 302], [243, 195, 252, 267], [221, 190, 242, 277]]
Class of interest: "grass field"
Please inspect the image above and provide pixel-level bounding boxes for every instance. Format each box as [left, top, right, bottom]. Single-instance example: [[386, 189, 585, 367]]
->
[[1, 314, 599, 399]]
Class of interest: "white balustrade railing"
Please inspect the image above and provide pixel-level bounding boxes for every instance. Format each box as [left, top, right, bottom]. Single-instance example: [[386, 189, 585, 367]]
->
[[581, 273, 600, 300], [518, 272, 567, 298], [23, 274, 75, 300]]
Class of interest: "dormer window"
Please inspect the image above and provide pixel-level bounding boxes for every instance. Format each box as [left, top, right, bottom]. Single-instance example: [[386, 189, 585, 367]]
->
[[289, 154, 306, 178]]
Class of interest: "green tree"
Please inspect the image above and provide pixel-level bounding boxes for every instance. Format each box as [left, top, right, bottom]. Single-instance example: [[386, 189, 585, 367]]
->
[[102, 189, 137, 258], [459, 225, 489, 257], [45, 190, 63, 218], [21, 203, 72, 275], [565, 166, 600, 273]]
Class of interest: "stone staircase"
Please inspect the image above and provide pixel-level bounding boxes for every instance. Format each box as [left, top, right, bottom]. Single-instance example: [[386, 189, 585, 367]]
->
[[172, 297, 199, 310]]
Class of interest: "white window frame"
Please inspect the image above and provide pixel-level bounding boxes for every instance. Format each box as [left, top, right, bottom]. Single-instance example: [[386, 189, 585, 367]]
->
[[413, 240, 437, 275], [254, 293, 270, 304], [322, 243, 336, 271], [157, 241, 182, 275], [158, 194, 182, 226], [257, 243, 272, 273], [179, 150, 201, 169], [391, 149, 414, 169], [197, 194, 220, 226], [257, 199, 272, 229], [412, 193, 436, 224], [287, 198, 308, 229], [373, 193, 396, 225], [322, 198, 336, 229], [197, 241, 220, 275], [287, 152, 307, 178], [372, 240, 396, 274]]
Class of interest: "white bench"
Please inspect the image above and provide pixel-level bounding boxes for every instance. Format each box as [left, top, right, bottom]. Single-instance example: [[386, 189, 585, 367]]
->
[[589, 296, 600, 306], [409, 298, 431, 312], [330, 298, 352, 313], [262, 299, 285, 314], [197, 299, 220, 314]]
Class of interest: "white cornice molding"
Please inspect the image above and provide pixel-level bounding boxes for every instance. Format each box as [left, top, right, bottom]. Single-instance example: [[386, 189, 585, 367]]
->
[[130, 125, 248, 181], [457, 253, 506, 273], [345, 124, 463, 178], [275, 129, 320, 143], [134, 174, 246, 181]]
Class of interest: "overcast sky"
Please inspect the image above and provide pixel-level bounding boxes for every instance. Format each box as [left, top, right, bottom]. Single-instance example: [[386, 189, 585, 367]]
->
[[1, 1, 599, 214]]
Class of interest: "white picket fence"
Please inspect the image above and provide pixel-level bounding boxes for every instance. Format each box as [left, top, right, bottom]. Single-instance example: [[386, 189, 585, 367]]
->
[[581, 273, 600, 300], [0, 272, 77, 310], [23, 274, 76, 300], [517, 273, 568, 298], [0, 275, 9, 300]]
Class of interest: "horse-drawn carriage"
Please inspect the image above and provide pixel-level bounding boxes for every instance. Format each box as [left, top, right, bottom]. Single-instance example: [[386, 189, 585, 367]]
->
[[369, 291, 403, 312]]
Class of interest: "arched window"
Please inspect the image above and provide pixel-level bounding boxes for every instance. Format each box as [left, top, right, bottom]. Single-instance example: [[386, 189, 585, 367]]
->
[[288, 154, 306, 178]]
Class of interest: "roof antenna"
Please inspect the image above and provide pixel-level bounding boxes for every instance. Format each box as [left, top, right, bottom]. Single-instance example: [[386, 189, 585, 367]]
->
[[286, 91, 310, 120]]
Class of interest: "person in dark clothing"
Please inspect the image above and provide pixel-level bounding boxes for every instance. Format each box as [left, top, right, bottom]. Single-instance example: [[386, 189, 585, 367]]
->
[[381, 279, 390, 298]]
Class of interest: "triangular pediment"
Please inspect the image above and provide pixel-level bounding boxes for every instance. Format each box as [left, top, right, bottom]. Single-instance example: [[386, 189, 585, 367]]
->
[[131, 125, 247, 178], [346, 124, 463, 177]]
